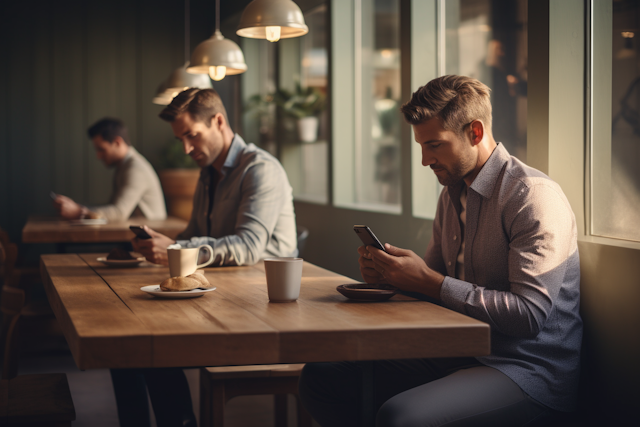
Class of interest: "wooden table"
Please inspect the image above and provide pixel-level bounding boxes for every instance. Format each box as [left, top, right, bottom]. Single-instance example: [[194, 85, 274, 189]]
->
[[22, 215, 187, 244], [40, 253, 490, 371]]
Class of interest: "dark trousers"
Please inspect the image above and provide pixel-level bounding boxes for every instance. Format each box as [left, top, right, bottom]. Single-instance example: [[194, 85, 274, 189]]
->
[[110, 368, 197, 427], [298, 358, 555, 427]]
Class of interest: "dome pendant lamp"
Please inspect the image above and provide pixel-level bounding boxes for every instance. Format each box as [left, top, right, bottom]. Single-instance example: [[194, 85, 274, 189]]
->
[[153, 80, 173, 105], [187, 0, 247, 81], [165, 63, 212, 97], [153, 0, 212, 105], [237, 0, 308, 42]]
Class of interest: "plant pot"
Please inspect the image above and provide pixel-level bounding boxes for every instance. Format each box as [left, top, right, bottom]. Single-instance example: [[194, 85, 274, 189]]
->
[[158, 169, 200, 221], [297, 116, 319, 143]]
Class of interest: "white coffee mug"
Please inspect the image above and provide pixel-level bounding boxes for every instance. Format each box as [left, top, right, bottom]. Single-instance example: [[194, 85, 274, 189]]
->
[[167, 244, 214, 277], [264, 257, 303, 302]]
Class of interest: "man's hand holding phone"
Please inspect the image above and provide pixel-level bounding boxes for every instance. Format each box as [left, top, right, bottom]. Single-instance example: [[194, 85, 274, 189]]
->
[[354, 225, 388, 285], [354, 224, 445, 299], [357, 245, 387, 285], [131, 225, 176, 265], [52, 193, 84, 219]]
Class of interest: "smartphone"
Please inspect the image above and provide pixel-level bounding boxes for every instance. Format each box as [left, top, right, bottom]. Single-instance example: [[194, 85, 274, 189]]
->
[[129, 225, 152, 239], [353, 225, 387, 252]]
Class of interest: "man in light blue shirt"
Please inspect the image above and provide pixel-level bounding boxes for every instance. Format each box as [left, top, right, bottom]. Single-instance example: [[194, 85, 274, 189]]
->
[[133, 89, 297, 266], [111, 88, 297, 427]]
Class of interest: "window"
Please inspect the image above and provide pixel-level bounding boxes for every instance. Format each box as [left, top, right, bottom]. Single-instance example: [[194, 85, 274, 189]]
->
[[241, 5, 329, 204], [333, 0, 402, 213], [445, 0, 528, 160], [591, 0, 640, 241], [412, 0, 528, 219]]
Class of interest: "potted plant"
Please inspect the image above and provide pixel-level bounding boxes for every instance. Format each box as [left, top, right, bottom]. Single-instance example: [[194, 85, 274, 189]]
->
[[273, 82, 326, 143], [158, 140, 200, 221]]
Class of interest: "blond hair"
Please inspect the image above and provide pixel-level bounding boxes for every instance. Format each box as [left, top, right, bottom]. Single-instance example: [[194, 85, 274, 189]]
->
[[400, 75, 492, 136], [159, 88, 229, 127]]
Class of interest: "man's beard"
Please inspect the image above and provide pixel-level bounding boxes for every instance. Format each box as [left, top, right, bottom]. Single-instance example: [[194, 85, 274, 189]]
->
[[433, 153, 476, 187], [434, 167, 465, 186]]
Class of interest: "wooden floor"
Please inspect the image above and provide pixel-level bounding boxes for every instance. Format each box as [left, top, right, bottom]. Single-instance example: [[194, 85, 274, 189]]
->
[[18, 347, 319, 427]]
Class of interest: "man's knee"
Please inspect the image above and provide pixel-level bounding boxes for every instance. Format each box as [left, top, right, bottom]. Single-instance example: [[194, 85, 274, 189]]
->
[[376, 396, 423, 427]]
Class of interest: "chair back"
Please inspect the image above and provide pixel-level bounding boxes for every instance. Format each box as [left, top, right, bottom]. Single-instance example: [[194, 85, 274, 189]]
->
[[0, 227, 18, 289], [1, 285, 25, 379], [297, 226, 310, 258]]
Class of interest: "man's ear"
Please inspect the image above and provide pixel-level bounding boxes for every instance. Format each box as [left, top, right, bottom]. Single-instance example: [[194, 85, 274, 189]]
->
[[469, 120, 485, 146], [112, 136, 126, 147], [210, 113, 226, 130]]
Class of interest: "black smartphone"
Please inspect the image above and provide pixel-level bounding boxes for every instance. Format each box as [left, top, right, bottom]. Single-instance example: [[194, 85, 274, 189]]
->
[[353, 225, 387, 252], [129, 225, 152, 239]]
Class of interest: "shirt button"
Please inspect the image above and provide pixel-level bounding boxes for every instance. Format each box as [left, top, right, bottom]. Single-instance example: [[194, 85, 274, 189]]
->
[[453, 235, 457, 240], [448, 261, 452, 266]]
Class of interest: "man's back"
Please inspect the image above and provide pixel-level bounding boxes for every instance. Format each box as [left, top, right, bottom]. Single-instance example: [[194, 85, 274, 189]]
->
[[93, 147, 166, 221]]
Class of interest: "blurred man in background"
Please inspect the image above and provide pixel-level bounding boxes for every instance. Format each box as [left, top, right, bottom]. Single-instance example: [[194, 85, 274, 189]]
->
[[53, 117, 166, 222]]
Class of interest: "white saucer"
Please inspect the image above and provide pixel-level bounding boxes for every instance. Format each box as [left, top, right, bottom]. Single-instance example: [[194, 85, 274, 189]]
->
[[97, 257, 146, 267], [140, 285, 217, 299]]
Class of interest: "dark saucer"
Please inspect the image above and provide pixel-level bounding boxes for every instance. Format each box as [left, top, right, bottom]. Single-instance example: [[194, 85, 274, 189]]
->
[[336, 283, 398, 302]]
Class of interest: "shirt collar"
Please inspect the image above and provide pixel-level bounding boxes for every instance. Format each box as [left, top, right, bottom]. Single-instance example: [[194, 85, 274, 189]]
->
[[468, 142, 510, 199], [116, 146, 134, 168], [222, 134, 247, 171], [201, 134, 247, 181]]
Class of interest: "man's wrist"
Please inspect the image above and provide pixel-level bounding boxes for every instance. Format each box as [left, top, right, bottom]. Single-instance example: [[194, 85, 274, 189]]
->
[[427, 271, 445, 300], [79, 205, 90, 219]]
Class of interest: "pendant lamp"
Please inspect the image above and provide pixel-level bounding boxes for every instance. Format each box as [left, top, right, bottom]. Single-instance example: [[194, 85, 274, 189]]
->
[[153, 0, 212, 105], [237, 0, 308, 42], [152, 80, 174, 105], [165, 63, 213, 97], [187, 0, 247, 81]]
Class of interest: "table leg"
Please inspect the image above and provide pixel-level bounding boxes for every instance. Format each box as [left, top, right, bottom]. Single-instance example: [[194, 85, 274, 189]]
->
[[360, 361, 374, 427]]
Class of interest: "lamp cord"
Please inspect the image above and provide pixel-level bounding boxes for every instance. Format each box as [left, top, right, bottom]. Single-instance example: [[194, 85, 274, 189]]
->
[[185, 0, 190, 63], [215, 0, 220, 32]]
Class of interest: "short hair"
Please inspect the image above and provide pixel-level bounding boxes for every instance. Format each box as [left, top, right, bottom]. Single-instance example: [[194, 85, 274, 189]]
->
[[400, 75, 492, 136], [159, 88, 229, 127], [87, 117, 131, 145]]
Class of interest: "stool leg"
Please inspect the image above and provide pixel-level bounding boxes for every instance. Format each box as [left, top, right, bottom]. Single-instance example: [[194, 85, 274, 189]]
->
[[211, 381, 226, 427], [274, 394, 289, 427], [200, 369, 212, 427]]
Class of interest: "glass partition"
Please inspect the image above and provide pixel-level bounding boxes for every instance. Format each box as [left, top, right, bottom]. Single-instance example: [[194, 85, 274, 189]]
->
[[279, 5, 329, 204], [591, 0, 640, 241], [445, 0, 528, 160], [241, 5, 328, 204], [333, 0, 402, 213], [412, 0, 528, 219]]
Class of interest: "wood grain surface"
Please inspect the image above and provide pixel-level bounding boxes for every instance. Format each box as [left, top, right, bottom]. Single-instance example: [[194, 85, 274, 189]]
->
[[41, 254, 490, 370], [23, 215, 187, 243]]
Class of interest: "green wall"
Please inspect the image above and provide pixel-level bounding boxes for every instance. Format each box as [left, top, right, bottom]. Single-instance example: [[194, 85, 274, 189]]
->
[[0, 0, 239, 248]]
